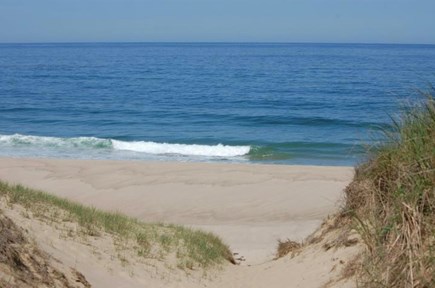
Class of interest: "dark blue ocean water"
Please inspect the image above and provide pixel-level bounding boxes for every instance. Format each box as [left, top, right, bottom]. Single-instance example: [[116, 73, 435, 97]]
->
[[1, 43, 434, 165]]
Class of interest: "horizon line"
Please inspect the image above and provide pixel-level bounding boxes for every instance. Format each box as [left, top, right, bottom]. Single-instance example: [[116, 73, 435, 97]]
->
[[0, 41, 434, 46]]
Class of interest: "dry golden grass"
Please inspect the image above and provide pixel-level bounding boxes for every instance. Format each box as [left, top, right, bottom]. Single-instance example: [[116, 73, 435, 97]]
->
[[343, 91, 435, 287], [275, 239, 301, 258]]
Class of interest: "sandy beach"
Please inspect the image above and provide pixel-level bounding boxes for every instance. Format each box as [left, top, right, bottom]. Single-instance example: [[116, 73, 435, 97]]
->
[[0, 157, 353, 265]]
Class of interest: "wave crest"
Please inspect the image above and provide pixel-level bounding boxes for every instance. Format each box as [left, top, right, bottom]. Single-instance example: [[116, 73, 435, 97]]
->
[[0, 134, 111, 148], [111, 140, 250, 157], [0, 134, 250, 158]]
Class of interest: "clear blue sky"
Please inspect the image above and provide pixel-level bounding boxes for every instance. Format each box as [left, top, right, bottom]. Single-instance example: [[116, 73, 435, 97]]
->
[[1, 0, 434, 44]]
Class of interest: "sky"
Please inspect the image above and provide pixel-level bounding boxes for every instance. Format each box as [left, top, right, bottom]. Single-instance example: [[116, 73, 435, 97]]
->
[[0, 0, 434, 44]]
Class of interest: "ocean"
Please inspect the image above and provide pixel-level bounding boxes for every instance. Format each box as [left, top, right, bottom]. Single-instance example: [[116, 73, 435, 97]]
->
[[1, 43, 434, 165]]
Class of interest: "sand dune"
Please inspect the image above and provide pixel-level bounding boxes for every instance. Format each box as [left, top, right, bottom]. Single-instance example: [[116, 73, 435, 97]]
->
[[0, 157, 353, 265], [0, 157, 359, 287]]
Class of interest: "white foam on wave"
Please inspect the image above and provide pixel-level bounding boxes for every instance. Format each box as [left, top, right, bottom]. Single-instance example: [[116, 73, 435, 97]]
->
[[112, 140, 250, 157], [0, 134, 250, 158], [0, 134, 110, 148]]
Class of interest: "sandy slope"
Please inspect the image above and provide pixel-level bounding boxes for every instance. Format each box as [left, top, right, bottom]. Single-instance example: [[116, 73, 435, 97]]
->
[[0, 157, 353, 265], [0, 209, 90, 288], [0, 157, 360, 287], [1, 201, 361, 288]]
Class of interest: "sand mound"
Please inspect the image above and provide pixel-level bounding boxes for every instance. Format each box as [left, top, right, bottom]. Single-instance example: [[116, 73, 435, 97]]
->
[[0, 200, 362, 288], [0, 158, 360, 287], [0, 211, 90, 288]]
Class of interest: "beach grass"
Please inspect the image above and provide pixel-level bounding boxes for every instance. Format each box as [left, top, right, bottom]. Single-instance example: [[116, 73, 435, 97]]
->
[[275, 239, 301, 259], [0, 181, 234, 269], [344, 90, 434, 287]]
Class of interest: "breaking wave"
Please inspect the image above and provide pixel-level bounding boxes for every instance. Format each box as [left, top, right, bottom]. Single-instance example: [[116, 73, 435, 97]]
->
[[0, 134, 250, 158]]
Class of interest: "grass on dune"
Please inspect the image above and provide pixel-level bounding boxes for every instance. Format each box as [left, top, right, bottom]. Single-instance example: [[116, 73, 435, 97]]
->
[[344, 89, 434, 287], [0, 181, 235, 269]]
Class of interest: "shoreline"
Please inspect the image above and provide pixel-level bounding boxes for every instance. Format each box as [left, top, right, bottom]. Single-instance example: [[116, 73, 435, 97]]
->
[[0, 133, 359, 167], [0, 157, 354, 264], [0, 151, 357, 168]]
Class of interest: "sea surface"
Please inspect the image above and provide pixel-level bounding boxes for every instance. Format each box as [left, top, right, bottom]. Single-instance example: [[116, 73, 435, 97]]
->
[[1, 43, 434, 165]]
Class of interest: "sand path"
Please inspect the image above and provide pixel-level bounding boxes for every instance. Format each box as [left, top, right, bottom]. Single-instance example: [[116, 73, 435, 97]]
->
[[0, 157, 353, 264]]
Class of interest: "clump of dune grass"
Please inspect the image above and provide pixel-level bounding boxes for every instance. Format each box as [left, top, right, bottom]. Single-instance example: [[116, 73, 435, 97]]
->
[[0, 181, 234, 269], [275, 239, 301, 259], [344, 90, 434, 287]]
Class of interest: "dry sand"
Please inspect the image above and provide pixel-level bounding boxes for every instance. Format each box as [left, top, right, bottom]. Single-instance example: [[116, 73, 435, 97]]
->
[[0, 157, 353, 265], [1, 197, 362, 288]]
